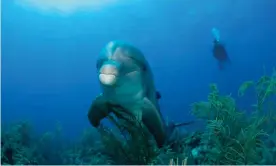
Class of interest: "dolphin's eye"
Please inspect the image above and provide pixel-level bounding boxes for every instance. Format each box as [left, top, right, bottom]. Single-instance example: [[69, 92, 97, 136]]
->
[[122, 49, 147, 71], [126, 56, 147, 71]]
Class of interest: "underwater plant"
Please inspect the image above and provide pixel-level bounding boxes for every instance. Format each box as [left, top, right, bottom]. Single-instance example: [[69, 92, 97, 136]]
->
[[191, 68, 276, 164], [1, 121, 39, 165], [62, 128, 110, 165], [96, 111, 178, 165], [2, 68, 275, 165], [1, 121, 110, 165], [191, 85, 267, 164], [238, 67, 276, 112]]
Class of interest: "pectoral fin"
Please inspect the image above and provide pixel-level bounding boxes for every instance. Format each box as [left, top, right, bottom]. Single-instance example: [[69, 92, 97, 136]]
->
[[87, 94, 110, 127], [141, 97, 166, 147]]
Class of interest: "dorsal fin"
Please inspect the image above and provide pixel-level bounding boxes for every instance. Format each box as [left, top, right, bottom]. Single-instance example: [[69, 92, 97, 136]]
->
[[156, 91, 161, 99]]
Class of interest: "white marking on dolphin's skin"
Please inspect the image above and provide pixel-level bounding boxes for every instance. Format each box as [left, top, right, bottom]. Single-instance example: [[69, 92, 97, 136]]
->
[[106, 42, 116, 58]]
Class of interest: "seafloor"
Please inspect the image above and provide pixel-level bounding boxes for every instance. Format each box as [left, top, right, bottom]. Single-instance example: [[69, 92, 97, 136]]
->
[[1, 69, 276, 165]]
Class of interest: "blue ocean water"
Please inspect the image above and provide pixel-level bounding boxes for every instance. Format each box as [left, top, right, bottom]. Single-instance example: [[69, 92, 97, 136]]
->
[[2, 0, 276, 144]]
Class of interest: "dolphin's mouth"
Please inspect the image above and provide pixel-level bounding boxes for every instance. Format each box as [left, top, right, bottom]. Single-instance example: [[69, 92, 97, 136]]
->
[[99, 73, 117, 85], [99, 64, 119, 86]]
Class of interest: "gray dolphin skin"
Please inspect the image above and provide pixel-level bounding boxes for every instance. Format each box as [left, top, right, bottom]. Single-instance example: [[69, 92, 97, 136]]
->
[[87, 40, 168, 147]]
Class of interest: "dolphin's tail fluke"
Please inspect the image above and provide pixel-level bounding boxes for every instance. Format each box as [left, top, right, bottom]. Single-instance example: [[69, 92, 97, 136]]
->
[[165, 120, 195, 146], [174, 121, 195, 127]]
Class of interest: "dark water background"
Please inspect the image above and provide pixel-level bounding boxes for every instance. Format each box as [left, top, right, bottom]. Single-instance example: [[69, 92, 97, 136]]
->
[[2, 0, 276, 140]]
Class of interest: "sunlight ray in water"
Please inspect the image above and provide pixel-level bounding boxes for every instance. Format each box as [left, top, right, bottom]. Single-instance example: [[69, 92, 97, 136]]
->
[[14, 0, 118, 14]]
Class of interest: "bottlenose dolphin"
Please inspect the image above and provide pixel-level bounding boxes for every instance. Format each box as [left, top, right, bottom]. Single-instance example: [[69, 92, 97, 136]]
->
[[87, 41, 191, 147]]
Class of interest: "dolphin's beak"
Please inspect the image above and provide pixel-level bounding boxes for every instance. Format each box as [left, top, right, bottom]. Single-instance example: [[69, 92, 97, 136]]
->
[[99, 64, 118, 86]]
